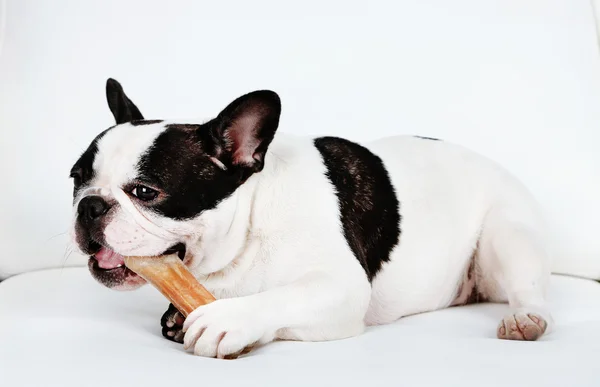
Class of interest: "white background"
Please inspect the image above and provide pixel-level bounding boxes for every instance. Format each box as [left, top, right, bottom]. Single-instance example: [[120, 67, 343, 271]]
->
[[0, 0, 599, 278]]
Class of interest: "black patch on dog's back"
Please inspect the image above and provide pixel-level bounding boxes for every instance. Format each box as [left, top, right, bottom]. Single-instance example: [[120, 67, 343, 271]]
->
[[314, 137, 401, 281]]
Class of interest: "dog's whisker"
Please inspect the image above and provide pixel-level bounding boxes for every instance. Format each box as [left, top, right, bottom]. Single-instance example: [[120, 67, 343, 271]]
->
[[60, 245, 74, 268], [44, 231, 68, 243], [58, 249, 75, 281]]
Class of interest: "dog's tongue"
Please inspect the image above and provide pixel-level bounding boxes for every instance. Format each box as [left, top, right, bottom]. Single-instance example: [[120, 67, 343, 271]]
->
[[95, 247, 125, 269]]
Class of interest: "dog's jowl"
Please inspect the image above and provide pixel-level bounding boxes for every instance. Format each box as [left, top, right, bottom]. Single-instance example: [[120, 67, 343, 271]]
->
[[70, 79, 552, 358]]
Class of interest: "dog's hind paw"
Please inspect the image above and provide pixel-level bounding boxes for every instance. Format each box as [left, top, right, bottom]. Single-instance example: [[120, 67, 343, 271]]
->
[[497, 312, 548, 341], [161, 303, 185, 344]]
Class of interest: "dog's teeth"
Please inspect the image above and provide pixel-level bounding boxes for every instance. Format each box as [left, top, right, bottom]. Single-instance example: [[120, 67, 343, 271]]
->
[[115, 264, 123, 268]]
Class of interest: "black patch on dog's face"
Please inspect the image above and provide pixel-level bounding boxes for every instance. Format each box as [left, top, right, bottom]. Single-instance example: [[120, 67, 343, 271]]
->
[[414, 135, 441, 141], [135, 124, 246, 219], [134, 90, 281, 220], [314, 137, 401, 281]]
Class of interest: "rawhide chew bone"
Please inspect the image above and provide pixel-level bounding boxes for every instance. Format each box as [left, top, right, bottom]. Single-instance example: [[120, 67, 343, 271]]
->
[[124, 254, 215, 317]]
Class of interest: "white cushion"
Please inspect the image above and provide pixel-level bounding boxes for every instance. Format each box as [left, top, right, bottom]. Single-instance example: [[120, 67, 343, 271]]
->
[[0, 268, 599, 386], [0, 0, 599, 278]]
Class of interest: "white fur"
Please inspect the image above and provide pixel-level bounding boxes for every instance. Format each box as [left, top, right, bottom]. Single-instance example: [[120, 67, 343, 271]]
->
[[74, 125, 552, 357]]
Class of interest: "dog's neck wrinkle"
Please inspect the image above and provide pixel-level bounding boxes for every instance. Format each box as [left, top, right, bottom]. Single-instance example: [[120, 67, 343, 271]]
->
[[188, 173, 261, 279], [195, 229, 260, 295]]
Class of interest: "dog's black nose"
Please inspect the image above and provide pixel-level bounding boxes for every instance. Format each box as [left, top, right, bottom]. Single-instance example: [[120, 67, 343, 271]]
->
[[78, 196, 109, 221]]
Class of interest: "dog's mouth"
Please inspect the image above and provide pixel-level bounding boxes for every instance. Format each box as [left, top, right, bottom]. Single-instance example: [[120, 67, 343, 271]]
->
[[93, 243, 126, 270], [87, 241, 186, 289]]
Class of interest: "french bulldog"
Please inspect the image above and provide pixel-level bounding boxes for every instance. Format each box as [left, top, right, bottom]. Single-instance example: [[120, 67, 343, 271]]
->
[[70, 78, 552, 359]]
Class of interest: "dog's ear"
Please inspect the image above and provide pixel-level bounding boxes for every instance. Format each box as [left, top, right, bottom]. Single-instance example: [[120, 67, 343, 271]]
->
[[207, 90, 281, 173], [106, 78, 144, 124]]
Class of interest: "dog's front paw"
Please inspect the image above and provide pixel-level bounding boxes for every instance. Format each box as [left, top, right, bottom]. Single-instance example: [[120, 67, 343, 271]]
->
[[161, 304, 185, 344], [182, 298, 266, 359], [497, 311, 549, 341]]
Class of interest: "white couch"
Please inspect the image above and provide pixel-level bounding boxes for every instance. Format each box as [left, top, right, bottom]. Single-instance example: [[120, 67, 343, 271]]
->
[[1, 1, 599, 386], [1, 269, 600, 386]]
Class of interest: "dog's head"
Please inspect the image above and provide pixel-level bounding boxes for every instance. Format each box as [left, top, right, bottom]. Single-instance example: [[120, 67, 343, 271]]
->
[[70, 79, 281, 290]]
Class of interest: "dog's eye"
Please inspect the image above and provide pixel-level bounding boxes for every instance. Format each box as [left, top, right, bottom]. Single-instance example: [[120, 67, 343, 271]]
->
[[131, 185, 159, 201]]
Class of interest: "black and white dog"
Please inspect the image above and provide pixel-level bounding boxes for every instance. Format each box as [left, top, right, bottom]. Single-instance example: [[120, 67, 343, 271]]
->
[[70, 79, 552, 359]]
